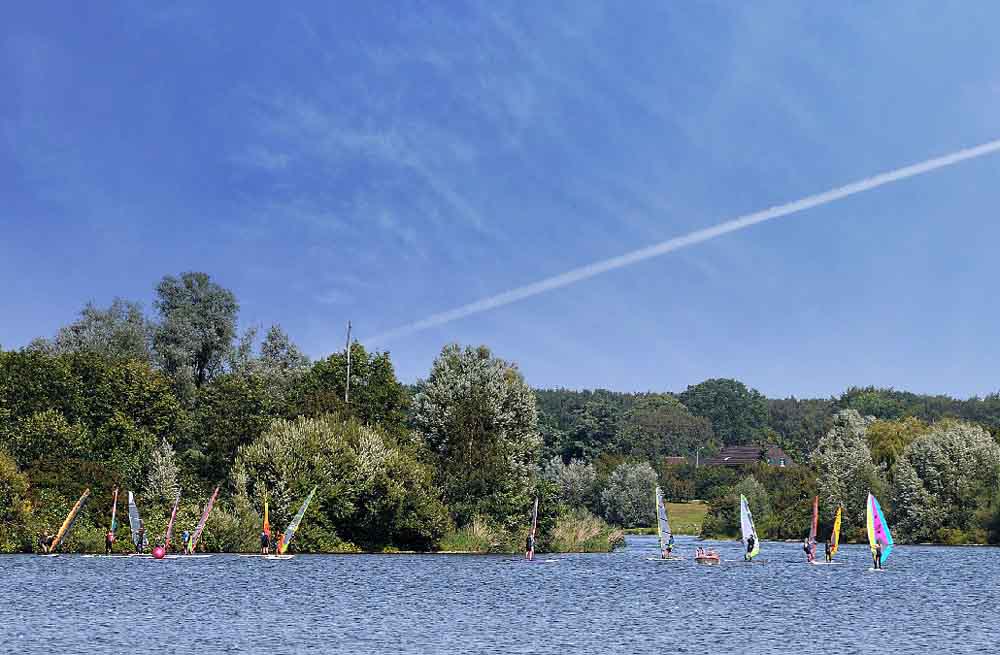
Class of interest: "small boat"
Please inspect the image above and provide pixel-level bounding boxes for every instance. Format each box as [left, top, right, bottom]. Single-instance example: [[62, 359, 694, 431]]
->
[[693, 548, 720, 565]]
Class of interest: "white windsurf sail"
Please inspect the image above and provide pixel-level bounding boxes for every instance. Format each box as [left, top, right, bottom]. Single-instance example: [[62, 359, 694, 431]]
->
[[740, 494, 760, 560]]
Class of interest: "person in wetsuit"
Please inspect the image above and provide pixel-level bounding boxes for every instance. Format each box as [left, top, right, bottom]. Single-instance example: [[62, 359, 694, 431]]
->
[[803, 538, 814, 563], [136, 522, 146, 554], [662, 533, 675, 558], [824, 540, 833, 563], [260, 530, 270, 555], [525, 532, 535, 561], [745, 534, 755, 561], [105, 529, 115, 555], [39, 531, 53, 554], [180, 530, 191, 555], [873, 542, 883, 570]]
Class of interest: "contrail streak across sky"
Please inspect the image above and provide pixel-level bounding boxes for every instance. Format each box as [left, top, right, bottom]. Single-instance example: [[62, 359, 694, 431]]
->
[[368, 138, 1000, 345]]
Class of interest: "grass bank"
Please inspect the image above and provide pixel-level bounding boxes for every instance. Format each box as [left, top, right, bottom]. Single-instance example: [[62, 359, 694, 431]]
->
[[623, 502, 708, 536]]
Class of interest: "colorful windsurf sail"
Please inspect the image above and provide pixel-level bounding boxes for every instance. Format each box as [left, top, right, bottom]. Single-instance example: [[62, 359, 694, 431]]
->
[[866, 493, 894, 566], [278, 486, 317, 555], [128, 491, 141, 549], [263, 496, 271, 540], [740, 495, 760, 560], [188, 487, 219, 553], [164, 491, 180, 551], [655, 486, 673, 555], [807, 496, 818, 561], [50, 489, 91, 552], [830, 506, 843, 558], [529, 496, 539, 546]]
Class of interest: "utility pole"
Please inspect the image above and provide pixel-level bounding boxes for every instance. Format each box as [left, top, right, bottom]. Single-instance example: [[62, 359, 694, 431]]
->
[[344, 321, 352, 404]]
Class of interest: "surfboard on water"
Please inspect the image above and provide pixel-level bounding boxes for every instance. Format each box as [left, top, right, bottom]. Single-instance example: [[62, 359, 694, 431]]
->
[[264, 554, 294, 560], [645, 556, 685, 561]]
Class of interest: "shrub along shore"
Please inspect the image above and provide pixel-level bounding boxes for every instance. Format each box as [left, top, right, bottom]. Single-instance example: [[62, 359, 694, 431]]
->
[[3, 272, 1000, 554]]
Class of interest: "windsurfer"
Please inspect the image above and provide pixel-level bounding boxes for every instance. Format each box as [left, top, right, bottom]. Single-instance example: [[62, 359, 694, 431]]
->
[[824, 540, 832, 563], [662, 533, 674, 558], [261, 530, 270, 555], [525, 532, 535, 561], [873, 542, 883, 570], [136, 522, 146, 554], [745, 534, 755, 561], [181, 530, 191, 555], [105, 529, 114, 555], [39, 531, 53, 554], [803, 538, 814, 563]]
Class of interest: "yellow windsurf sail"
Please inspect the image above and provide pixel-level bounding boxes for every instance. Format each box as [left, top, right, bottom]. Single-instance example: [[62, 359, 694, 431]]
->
[[830, 506, 842, 558], [51, 489, 91, 552]]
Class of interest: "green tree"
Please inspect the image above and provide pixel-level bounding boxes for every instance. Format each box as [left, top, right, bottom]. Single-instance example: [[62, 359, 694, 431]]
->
[[153, 272, 239, 391], [811, 410, 881, 537], [288, 343, 408, 430], [679, 379, 768, 445], [235, 415, 449, 550], [599, 460, 657, 527], [616, 394, 714, 460], [412, 344, 540, 530], [50, 298, 152, 363], [701, 474, 770, 539], [866, 416, 929, 470], [541, 457, 599, 511], [891, 420, 1000, 543], [0, 450, 32, 552]]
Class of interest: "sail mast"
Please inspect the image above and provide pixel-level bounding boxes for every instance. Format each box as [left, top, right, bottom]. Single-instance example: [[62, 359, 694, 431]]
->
[[808, 496, 818, 560]]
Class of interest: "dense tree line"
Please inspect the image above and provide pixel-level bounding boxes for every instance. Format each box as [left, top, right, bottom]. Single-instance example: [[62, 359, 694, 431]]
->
[[3, 272, 1000, 552]]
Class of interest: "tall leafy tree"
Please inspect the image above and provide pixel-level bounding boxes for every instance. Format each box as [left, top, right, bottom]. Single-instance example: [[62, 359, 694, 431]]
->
[[679, 379, 768, 446], [412, 344, 540, 530], [153, 272, 239, 391], [811, 410, 881, 536], [616, 394, 714, 460], [50, 298, 152, 362], [599, 460, 658, 528]]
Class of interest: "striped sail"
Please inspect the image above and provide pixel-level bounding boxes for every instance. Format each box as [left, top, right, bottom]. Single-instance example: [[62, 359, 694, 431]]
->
[[164, 492, 180, 551], [807, 495, 818, 560], [655, 486, 672, 554], [263, 497, 271, 539], [128, 491, 141, 549], [51, 489, 91, 552], [279, 487, 317, 555], [866, 493, 894, 565], [189, 487, 219, 552], [830, 506, 843, 558], [740, 495, 760, 559]]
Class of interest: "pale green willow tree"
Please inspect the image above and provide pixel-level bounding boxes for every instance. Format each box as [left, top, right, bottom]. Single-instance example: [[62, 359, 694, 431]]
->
[[412, 344, 540, 531], [146, 438, 180, 502], [51, 298, 153, 363], [542, 457, 599, 511], [811, 409, 881, 535], [600, 460, 658, 528], [891, 421, 1000, 542]]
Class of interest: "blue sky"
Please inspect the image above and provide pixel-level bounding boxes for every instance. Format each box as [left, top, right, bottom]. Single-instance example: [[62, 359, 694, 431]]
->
[[3, 2, 999, 398]]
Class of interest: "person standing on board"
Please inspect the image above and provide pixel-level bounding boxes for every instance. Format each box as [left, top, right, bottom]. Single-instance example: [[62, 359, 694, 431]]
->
[[872, 542, 883, 570], [39, 531, 52, 554], [662, 533, 675, 559], [136, 522, 146, 554], [260, 529, 270, 555], [824, 540, 833, 563], [525, 532, 535, 561], [105, 528, 115, 555], [803, 538, 814, 563], [745, 534, 755, 561], [180, 530, 191, 555]]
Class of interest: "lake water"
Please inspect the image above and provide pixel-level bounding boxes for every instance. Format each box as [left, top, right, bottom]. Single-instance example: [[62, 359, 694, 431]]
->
[[2, 535, 996, 654]]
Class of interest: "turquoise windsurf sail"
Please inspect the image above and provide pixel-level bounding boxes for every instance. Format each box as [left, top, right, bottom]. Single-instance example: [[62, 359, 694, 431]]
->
[[278, 486, 317, 554]]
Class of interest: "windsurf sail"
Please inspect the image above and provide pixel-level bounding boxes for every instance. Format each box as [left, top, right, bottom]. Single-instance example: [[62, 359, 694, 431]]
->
[[807, 495, 818, 561], [740, 494, 760, 560], [50, 489, 91, 552], [128, 491, 141, 549], [866, 493, 894, 565], [830, 506, 843, 558], [188, 487, 219, 553], [164, 491, 180, 551], [527, 496, 539, 558], [278, 486, 317, 555], [109, 487, 118, 534], [263, 496, 271, 540], [655, 486, 673, 555]]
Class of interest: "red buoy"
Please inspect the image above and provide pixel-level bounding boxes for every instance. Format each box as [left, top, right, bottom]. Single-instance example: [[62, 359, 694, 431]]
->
[[152, 546, 166, 559]]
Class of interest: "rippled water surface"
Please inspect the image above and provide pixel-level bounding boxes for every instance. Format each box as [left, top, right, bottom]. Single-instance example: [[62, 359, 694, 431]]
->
[[2, 536, 997, 654]]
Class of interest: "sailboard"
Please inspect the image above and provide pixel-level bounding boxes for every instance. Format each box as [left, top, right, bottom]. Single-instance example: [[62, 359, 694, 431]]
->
[[740, 495, 760, 561], [50, 488, 91, 552], [866, 493, 894, 567], [188, 487, 219, 553], [277, 486, 317, 555], [164, 491, 180, 551], [128, 491, 141, 550], [263, 495, 271, 544], [109, 487, 119, 540], [653, 486, 679, 560], [806, 496, 818, 562], [830, 506, 843, 559]]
